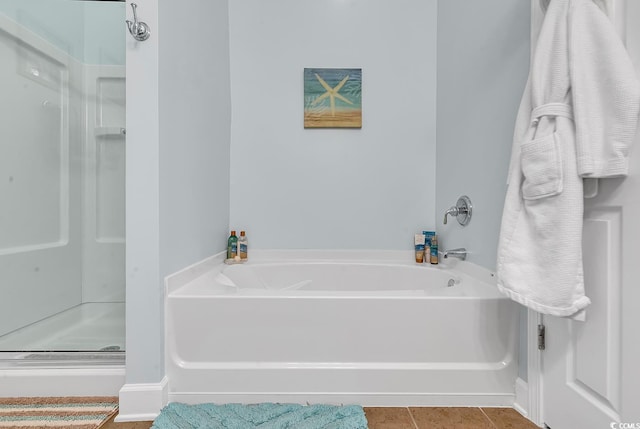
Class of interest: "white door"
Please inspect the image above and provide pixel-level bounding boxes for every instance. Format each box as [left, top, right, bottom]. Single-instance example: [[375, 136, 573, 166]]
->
[[541, 1, 640, 427]]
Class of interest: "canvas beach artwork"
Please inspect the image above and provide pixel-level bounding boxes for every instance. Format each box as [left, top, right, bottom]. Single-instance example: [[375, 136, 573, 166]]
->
[[304, 68, 362, 128]]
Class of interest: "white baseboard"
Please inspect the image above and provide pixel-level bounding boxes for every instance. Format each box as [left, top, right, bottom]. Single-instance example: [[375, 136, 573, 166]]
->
[[0, 367, 124, 397], [115, 376, 168, 422], [513, 377, 529, 418], [168, 392, 515, 408]]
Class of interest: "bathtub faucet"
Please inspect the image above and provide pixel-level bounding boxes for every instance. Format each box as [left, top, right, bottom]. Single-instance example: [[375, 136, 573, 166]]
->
[[441, 248, 467, 261]]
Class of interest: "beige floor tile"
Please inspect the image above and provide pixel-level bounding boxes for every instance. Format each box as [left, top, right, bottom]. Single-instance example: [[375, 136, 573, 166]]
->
[[409, 407, 494, 429], [364, 407, 417, 429], [99, 414, 153, 429], [481, 408, 539, 429]]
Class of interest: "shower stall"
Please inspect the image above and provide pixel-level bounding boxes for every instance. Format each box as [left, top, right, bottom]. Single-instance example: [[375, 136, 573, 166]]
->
[[0, 0, 126, 373]]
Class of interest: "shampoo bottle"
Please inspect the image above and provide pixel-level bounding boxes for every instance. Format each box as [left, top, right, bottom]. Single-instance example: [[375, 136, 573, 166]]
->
[[227, 230, 238, 259], [239, 231, 248, 260]]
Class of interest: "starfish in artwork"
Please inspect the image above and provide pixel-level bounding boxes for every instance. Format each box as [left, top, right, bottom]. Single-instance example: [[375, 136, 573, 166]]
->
[[311, 73, 354, 116]]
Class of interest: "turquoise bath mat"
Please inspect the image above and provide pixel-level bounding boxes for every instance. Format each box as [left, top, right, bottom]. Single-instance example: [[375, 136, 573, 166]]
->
[[152, 402, 368, 429]]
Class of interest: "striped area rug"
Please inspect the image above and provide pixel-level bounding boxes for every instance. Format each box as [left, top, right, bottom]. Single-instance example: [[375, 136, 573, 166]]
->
[[0, 397, 118, 428]]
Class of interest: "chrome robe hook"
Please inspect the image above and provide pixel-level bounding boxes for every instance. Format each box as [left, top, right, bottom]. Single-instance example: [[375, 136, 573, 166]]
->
[[126, 3, 151, 41]]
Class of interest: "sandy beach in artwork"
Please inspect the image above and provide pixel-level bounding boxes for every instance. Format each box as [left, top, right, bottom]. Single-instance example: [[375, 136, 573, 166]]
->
[[304, 110, 362, 128]]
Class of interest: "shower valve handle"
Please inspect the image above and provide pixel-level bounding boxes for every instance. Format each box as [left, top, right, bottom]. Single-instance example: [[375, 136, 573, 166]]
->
[[443, 206, 459, 225], [126, 3, 151, 42], [443, 195, 473, 227]]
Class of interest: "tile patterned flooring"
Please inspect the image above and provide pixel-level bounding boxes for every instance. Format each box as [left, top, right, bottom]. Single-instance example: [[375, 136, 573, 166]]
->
[[102, 407, 539, 428]]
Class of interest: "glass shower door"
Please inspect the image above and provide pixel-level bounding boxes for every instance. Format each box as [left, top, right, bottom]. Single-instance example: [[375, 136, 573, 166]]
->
[[0, 0, 125, 354]]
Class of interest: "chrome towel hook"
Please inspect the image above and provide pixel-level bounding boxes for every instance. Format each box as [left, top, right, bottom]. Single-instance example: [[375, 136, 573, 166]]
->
[[126, 3, 150, 42]]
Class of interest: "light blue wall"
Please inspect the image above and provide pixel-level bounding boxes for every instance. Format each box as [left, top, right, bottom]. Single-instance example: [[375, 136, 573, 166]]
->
[[124, 0, 161, 386], [126, 0, 231, 386], [436, 0, 530, 380], [159, 0, 231, 279], [0, 0, 124, 65], [228, 0, 438, 250]]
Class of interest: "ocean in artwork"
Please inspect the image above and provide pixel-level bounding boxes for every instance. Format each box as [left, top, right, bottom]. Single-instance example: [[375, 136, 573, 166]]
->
[[304, 68, 362, 128]]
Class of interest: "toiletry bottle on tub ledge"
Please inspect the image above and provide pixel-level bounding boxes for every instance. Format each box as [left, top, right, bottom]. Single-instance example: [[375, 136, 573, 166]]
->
[[239, 231, 248, 260], [423, 231, 435, 264], [227, 230, 238, 259], [414, 234, 426, 263], [430, 235, 438, 265]]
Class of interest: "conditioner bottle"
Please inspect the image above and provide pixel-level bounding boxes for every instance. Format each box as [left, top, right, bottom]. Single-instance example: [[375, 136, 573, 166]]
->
[[239, 231, 248, 260]]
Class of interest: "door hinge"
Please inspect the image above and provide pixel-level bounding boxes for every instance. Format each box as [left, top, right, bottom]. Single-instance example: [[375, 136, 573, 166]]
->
[[538, 324, 546, 350]]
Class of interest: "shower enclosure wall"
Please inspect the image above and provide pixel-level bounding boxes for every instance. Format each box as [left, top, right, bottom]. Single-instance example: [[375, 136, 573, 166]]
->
[[0, 1, 125, 357]]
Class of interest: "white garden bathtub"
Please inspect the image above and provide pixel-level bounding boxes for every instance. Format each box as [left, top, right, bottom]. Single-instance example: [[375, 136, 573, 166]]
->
[[165, 250, 518, 406]]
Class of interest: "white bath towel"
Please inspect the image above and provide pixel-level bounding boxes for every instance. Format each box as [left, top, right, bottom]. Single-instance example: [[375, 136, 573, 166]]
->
[[496, 0, 640, 317]]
